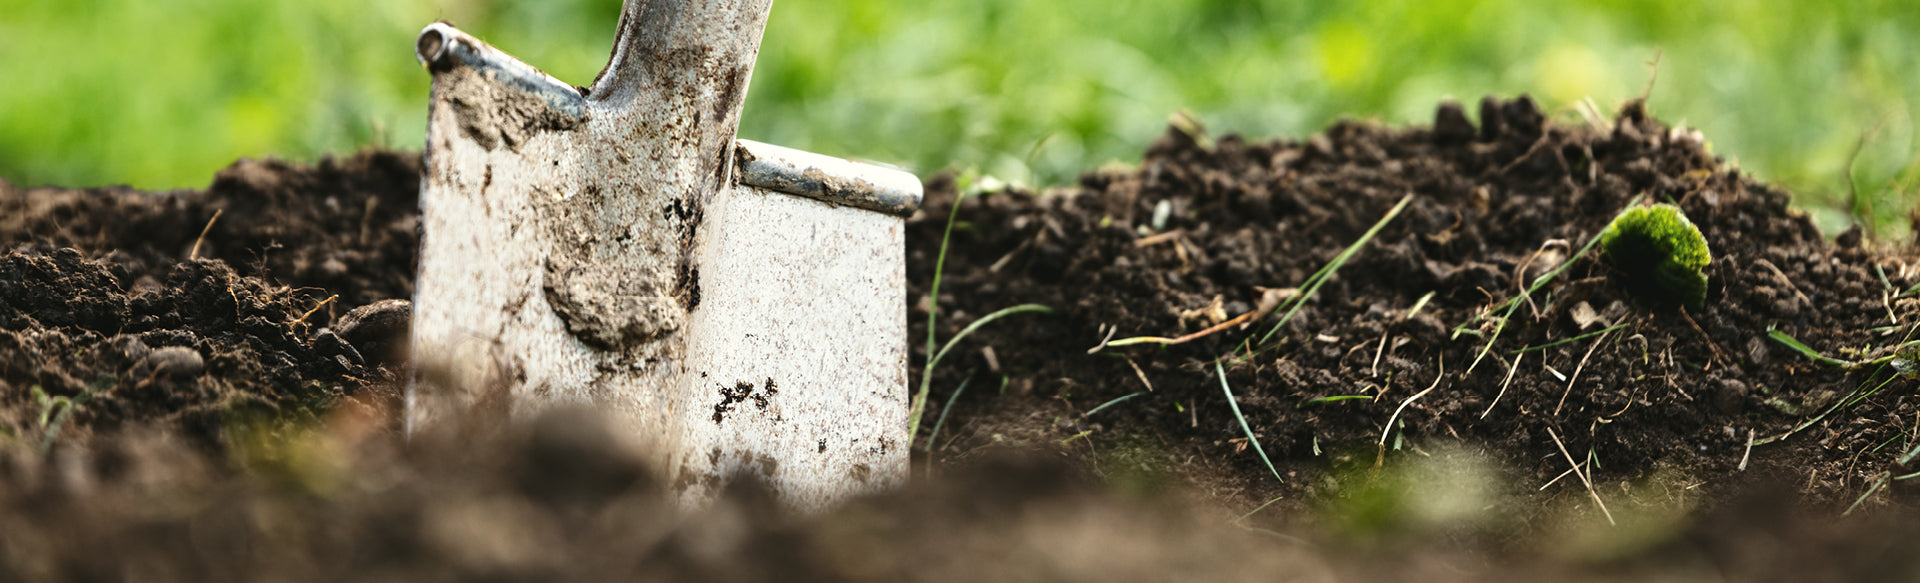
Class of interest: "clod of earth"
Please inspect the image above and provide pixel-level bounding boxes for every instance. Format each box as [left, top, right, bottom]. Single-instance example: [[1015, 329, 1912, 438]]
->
[[332, 298, 412, 367], [1599, 203, 1711, 311]]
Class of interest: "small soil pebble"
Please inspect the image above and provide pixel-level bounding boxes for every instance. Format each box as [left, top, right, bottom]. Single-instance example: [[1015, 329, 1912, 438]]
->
[[139, 346, 204, 378], [109, 335, 150, 364], [333, 298, 411, 367]]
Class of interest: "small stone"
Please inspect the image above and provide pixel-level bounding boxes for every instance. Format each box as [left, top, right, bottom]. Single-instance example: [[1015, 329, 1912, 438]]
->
[[1715, 379, 1749, 414], [312, 329, 366, 369], [1746, 336, 1771, 367], [335, 299, 412, 367], [321, 257, 350, 278], [109, 335, 151, 363], [140, 347, 205, 378]]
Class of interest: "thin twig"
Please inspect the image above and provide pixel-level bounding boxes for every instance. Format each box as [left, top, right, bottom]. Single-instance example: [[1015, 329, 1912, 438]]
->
[[288, 294, 339, 330], [1371, 332, 1389, 378], [1109, 287, 1288, 348], [1548, 427, 1616, 526], [1679, 308, 1730, 366], [188, 209, 223, 260], [1132, 229, 1186, 248], [1738, 429, 1755, 471], [1124, 358, 1155, 392]]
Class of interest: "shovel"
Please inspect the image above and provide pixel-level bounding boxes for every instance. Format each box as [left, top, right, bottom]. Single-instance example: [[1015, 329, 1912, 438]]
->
[[408, 0, 918, 511]]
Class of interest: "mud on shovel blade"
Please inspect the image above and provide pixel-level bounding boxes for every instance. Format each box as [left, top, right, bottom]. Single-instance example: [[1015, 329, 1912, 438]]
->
[[407, 3, 917, 512]]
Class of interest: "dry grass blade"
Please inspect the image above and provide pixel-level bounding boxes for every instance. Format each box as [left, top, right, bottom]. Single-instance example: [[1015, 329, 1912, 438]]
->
[[188, 208, 223, 260], [1554, 326, 1617, 416], [1108, 287, 1289, 348], [1548, 427, 1616, 526], [1124, 357, 1155, 392], [1378, 357, 1443, 467], [1481, 351, 1524, 420], [1738, 429, 1754, 471]]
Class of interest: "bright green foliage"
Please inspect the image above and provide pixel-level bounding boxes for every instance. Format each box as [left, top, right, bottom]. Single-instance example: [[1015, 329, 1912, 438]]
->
[[1600, 204, 1711, 312], [2, 1, 1919, 237]]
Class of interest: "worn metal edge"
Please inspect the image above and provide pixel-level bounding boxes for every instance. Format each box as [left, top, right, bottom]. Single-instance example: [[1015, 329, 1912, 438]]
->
[[416, 23, 588, 120], [735, 139, 923, 217]]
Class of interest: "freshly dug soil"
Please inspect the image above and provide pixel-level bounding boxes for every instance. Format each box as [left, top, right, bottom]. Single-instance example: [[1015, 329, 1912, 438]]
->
[[2, 96, 1919, 580], [911, 96, 1920, 516], [0, 153, 421, 450]]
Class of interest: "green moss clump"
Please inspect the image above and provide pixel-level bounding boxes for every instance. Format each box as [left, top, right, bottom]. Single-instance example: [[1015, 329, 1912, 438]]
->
[[1599, 204, 1711, 311]]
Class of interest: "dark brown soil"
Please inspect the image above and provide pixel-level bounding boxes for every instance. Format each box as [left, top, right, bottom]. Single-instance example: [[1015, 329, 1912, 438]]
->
[[910, 96, 1920, 517], [0, 153, 421, 450], [3, 97, 1920, 580]]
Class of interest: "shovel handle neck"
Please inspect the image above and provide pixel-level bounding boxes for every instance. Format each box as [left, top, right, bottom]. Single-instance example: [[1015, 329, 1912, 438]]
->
[[416, 23, 588, 121], [585, 0, 772, 105], [420, 23, 591, 121]]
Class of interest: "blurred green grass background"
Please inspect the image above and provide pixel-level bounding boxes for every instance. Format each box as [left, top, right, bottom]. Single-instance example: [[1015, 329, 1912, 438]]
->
[[3, 0, 1917, 237]]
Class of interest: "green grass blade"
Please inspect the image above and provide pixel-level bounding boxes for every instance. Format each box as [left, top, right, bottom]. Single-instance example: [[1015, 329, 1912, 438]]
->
[[1217, 362, 1283, 484], [1457, 195, 1642, 373], [1260, 194, 1412, 345], [1297, 395, 1374, 408], [1464, 216, 1613, 373], [923, 372, 975, 453], [1767, 327, 1858, 369], [1086, 391, 1147, 417], [912, 191, 968, 439], [1844, 473, 1889, 516], [1465, 298, 1525, 374], [1513, 322, 1628, 355], [909, 303, 1054, 447], [929, 304, 1055, 372]]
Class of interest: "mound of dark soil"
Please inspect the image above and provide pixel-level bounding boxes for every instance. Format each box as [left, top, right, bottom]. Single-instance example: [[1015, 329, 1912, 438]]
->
[[909, 96, 1920, 514]]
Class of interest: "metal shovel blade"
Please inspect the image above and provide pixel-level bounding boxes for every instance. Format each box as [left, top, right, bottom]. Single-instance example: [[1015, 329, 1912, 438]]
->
[[408, 3, 917, 511]]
